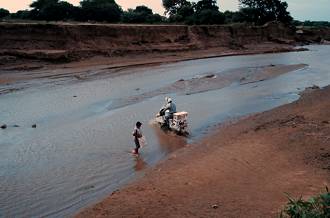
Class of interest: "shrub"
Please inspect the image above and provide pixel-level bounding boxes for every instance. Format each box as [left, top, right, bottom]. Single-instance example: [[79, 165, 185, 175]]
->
[[0, 8, 10, 19], [280, 187, 330, 218]]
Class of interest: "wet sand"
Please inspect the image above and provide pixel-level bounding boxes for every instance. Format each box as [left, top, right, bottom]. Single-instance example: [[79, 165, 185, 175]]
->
[[106, 63, 308, 110], [77, 86, 330, 217], [0, 43, 304, 88]]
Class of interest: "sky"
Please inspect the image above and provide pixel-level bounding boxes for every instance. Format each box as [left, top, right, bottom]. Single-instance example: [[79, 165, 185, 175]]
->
[[0, 0, 329, 21]]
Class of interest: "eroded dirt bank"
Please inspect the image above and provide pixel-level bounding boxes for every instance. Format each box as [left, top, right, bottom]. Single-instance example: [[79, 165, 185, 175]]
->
[[0, 22, 308, 71], [77, 86, 330, 218], [0, 22, 296, 60], [3, 22, 326, 87]]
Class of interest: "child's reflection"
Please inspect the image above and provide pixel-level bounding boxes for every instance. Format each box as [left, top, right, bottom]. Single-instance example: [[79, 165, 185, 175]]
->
[[134, 156, 147, 171]]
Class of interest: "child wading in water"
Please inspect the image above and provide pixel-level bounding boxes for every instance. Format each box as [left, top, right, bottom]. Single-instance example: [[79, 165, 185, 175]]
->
[[132, 121, 143, 154]]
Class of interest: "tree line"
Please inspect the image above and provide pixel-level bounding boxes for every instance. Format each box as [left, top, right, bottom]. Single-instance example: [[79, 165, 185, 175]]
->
[[0, 0, 323, 26]]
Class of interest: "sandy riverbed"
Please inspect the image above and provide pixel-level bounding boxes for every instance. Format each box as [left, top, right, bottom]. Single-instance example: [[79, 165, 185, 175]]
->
[[77, 85, 330, 217], [0, 43, 304, 88]]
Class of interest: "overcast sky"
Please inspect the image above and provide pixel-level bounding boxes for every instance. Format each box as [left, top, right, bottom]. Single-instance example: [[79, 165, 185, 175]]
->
[[1, 0, 329, 21]]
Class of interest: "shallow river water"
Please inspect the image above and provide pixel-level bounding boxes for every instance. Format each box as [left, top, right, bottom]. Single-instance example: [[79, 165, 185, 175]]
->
[[1, 45, 330, 217]]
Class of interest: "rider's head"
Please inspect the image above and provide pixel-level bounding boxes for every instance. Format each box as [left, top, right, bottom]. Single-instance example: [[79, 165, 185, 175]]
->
[[167, 97, 172, 103]]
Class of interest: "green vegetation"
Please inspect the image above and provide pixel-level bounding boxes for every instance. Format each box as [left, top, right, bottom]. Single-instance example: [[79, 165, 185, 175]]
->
[[239, 0, 293, 25], [29, 0, 77, 21], [293, 20, 330, 28], [1, 0, 329, 26], [0, 8, 10, 19], [79, 0, 122, 22], [163, 0, 224, 24], [280, 188, 330, 218], [122, 6, 163, 24]]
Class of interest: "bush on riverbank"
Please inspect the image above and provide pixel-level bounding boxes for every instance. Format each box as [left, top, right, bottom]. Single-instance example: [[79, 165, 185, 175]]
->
[[280, 187, 330, 218]]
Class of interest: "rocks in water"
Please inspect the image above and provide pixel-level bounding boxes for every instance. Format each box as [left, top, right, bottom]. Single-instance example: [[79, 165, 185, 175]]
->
[[32, 124, 37, 128], [301, 85, 321, 95], [1, 124, 21, 129], [310, 85, 320, 89], [191, 74, 216, 80], [204, 74, 216, 79]]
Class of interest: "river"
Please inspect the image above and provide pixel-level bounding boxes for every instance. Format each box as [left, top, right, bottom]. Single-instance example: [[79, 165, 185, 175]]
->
[[0, 45, 330, 217]]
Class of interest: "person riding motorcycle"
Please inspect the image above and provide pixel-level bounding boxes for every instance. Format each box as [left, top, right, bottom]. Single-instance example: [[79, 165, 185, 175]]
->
[[159, 97, 176, 127]]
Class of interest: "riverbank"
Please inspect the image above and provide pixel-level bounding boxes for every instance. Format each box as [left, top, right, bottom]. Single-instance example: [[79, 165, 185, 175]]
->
[[0, 44, 305, 94], [77, 85, 330, 217], [3, 22, 330, 90], [0, 22, 296, 63], [0, 21, 313, 87]]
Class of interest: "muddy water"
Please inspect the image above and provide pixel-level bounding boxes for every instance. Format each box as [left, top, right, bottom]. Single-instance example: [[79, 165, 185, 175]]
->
[[1, 45, 330, 217]]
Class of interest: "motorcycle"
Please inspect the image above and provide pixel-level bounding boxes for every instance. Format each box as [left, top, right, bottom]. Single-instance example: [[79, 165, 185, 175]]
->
[[155, 108, 189, 135]]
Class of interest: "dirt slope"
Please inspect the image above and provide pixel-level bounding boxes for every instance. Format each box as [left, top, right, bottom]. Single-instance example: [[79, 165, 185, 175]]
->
[[77, 86, 330, 218], [0, 22, 295, 62]]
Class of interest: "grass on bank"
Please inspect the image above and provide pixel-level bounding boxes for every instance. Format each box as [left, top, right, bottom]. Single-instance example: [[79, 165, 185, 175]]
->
[[280, 187, 330, 218]]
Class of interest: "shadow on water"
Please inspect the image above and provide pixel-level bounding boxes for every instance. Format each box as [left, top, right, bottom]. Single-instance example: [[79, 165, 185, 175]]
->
[[151, 124, 188, 154]]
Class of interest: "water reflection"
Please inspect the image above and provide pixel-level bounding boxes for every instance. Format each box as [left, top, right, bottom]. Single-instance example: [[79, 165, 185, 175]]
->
[[133, 156, 147, 171], [152, 125, 187, 154]]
